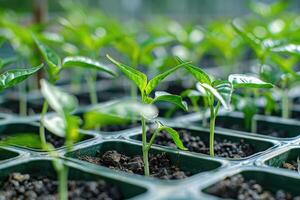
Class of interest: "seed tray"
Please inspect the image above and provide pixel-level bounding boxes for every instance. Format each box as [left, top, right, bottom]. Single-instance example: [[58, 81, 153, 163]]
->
[[0, 103, 300, 199]]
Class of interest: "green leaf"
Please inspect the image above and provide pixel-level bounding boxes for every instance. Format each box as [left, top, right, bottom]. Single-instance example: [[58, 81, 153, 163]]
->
[[40, 79, 78, 114], [86, 100, 158, 123], [200, 82, 232, 110], [43, 114, 66, 137], [152, 91, 188, 111], [176, 57, 211, 84], [106, 54, 147, 92], [228, 74, 273, 88], [83, 111, 131, 130], [0, 64, 43, 91], [159, 125, 187, 150], [33, 36, 61, 79], [62, 56, 117, 77], [231, 20, 261, 50], [213, 80, 233, 110], [0, 133, 41, 149], [196, 82, 209, 96], [271, 44, 300, 56], [145, 61, 191, 95]]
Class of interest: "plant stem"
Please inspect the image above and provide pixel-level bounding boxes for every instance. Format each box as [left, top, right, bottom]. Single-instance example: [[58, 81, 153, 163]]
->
[[39, 101, 48, 148], [209, 104, 215, 157], [18, 83, 27, 116], [251, 117, 257, 133], [209, 101, 220, 157], [86, 72, 98, 105], [282, 89, 290, 118], [58, 166, 68, 200], [146, 128, 161, 152], [141, 116, 149, 176]]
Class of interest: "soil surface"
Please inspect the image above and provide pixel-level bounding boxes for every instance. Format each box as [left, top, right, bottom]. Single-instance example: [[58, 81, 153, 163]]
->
[[143, 129, 255, 159], [282, 160, 299, 172], [0, 172, 123, 200], [80, 150, 191, 180], [206, 174, 300, 200], [215, 120, 289, 138]]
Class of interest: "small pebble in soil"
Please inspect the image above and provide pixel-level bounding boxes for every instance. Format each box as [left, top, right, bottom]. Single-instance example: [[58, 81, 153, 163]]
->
[[80, 150, 191, 180], [206, 174, 300, 200], [146, 129, 254, 158], [0, 172, 123, 200]]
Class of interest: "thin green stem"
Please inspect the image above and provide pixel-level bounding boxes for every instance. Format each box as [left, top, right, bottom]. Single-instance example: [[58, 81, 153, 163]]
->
[[18, 83, 27, 116], [141, 116, 149, 176], [209, 104, 215, 157], [146, 128, 161, 152], [86, 72, 98, 105], [58, 166, 68, 200], [282, 89, 290, 118], [39, 101, 48, 148]]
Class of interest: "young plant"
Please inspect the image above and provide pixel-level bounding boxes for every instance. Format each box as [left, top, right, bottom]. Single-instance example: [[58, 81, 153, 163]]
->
[[106, 54, 188, 176], [232, 20, 299, 119], [40, 79, 81, 200], [177, 58, 273, 157], [34, 37, 116, 147]]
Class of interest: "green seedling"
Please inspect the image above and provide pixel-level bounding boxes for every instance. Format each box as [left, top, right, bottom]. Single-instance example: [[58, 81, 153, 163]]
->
[[232, 20, 300, 119], [40, 79, 81, 200], [107, 54, 188, 176], [178, 58, 273, 157], [34, 37, 116, 148]]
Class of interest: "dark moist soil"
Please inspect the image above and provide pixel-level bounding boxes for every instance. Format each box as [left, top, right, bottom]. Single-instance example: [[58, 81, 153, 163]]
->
[[282, 160, 299, 172], [0, 172, 123, 200], [80, 150, 191, 180], [144, 129, 254, 159], [215, 120, 289, 138], [206, 174, 300, 200]]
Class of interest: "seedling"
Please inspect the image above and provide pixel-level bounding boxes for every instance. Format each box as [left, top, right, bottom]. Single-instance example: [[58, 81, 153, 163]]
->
[[34, 37, 116, 147], [177, 58, 273, 157], [232, 20, 300, 119], [40, 79, 81, 200], [107, 54, 188, 176]]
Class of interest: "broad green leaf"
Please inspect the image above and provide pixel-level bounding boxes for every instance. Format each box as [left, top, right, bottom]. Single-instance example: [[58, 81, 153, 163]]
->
[[83, 111, 131, 130], [228, 74, 273, 88], [40, 79, 78, 114], [213, 80, 233, 110], [159, 125, 187, 150], [232, 20, 262, 50], [271, 44, 300, 56], [200, 82, 232, 110], [62, 56, 117, 77], [33, 36, 61, 78], [0, 64, 43, 91], [176, 57, 211, 84], [43, 114, 66, 137], [196, 82, 209, 96], [106, 54, 147, 92], [101, 100, 158, 121], [152, 91, 188, 111], [0, 133, 41, 149], [145, 61, 190, 95]]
